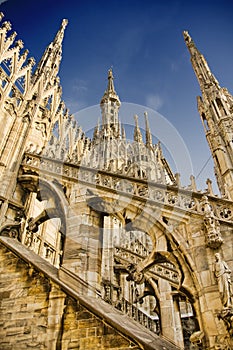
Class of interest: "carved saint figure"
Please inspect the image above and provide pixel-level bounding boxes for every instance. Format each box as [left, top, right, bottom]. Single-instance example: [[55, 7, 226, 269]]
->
[[202, 195, 223, 248], [213, 253, 232, 308]]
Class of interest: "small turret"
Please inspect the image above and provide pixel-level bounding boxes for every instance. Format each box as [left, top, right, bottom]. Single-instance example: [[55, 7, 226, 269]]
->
[[100, 68, 121, 139], [133, 115, 143, 144], [144, 111, 152, 148]]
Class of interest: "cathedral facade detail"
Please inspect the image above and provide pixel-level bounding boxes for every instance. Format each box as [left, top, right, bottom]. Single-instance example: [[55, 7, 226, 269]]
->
[[0, 12, 233, 350]]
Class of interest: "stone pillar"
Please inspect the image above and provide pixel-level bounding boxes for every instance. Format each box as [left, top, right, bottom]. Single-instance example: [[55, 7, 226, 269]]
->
[[46, 281, 66, 350], [157, 233, 184, 348], [101, 216, 121, 281], [159, 279, 184, 347], [60, 184, 103, 294]]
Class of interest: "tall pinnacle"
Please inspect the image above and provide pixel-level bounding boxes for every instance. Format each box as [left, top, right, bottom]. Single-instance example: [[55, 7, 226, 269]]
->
[[134, 115, 143, 143], [183, 30, 220, 92], [184, 30, 233, 198], [144, 111, 152, 148], [33, 19, 68, 84]]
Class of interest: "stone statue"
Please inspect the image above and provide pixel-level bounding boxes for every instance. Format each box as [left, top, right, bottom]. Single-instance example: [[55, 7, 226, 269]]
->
[[213, 253, 233, 308], [202, 195, 223, 248]]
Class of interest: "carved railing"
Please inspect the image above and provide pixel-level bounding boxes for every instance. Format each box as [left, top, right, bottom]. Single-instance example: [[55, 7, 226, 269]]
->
[[23, 230, 62, 267], [118, 230, 150, 257], [101, 278, 160, 334], [21, 153, 233, 223], [117, 297, 160, 334]]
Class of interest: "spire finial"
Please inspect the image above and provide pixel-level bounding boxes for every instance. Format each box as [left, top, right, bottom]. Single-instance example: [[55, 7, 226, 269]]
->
[[108, 67, 113, 79], [62, 18, 68, 27], [183, 30, 192, 44]]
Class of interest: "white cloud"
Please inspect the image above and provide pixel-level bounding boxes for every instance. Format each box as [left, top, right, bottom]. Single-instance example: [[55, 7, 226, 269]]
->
[[0, 0, 8, 5], [145, 94, 163, 111], [72, 79, 88, 93], [65, 98, 88, 114]]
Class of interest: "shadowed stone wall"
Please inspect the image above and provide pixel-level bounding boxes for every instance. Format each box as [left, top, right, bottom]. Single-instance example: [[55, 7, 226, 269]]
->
[[0, 242, 140, 350]]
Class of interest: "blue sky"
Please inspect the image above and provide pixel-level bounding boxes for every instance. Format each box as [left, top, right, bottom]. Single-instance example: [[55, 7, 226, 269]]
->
[[1, 0, 233, 192]]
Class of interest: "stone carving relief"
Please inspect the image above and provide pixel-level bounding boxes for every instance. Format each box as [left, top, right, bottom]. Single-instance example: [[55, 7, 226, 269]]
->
[[189, 330, 204, 349], [214, 334, 232, 350], [217, 308, 233, 339], [0, 209, 24, 241]]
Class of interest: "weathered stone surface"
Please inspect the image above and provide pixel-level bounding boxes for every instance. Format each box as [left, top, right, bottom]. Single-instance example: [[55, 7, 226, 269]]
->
[[0, 13, 233, 350], [0, 237, 180, 349]]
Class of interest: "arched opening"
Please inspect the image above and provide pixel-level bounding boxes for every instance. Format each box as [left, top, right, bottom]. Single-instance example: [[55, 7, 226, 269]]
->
[[21, 192, 64, 267], [99, 212, 200, 347], [201, 112, 209, 131], [18, 175, 68, 267], [216, 97, 227, 116]]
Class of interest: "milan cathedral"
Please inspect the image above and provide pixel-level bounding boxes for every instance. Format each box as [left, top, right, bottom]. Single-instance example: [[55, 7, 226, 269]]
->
[[0, 12, 233, 350]]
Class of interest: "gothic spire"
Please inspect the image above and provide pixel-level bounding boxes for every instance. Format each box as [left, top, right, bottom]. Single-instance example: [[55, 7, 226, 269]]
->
[[100, 68, 121, 106], [133, 115, 143, 143], [183, 31, 220, 93], [144, 111, 152, 148], [184, 30, 233, 198], [100, 68, 121, 139], [33, 19, 68, 84]]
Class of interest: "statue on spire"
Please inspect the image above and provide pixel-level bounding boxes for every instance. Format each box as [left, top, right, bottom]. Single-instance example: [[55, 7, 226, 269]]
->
[[107, 68, 114, 89]]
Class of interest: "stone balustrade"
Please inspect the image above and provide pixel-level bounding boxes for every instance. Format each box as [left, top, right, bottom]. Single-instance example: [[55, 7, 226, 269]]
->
[[22, 153, 233, 224], [117, 297, 160, 335]]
